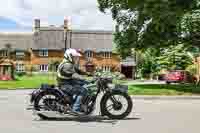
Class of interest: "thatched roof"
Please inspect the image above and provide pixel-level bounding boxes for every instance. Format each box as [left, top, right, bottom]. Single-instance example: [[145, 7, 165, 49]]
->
[[0, 29, 114, 51]]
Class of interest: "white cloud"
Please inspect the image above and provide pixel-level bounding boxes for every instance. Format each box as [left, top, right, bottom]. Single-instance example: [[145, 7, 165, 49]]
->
[[0, 0, 114, 30]]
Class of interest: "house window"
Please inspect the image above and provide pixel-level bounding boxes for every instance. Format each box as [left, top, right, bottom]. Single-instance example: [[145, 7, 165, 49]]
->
[[39, 49, 48, 57], [16, 51, 25, 57], [85, 51, 93, 58], [16, 64, 25, 72], [103, 52, 112, 59], [40, 64, 48, 72], [0, 50, 8, 57], [102, 65, 111, 72]]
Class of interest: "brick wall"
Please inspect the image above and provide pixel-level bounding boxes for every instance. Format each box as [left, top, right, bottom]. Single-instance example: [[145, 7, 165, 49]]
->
[[79, 51, 120, 72], [2, 49, 121, 73]]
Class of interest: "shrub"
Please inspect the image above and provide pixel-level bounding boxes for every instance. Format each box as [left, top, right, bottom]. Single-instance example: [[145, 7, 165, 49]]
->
[[114, 72, 126, 80], [186, 64, 197, 76], [94, 71, 126, 80], [15, 72, 27, 77]]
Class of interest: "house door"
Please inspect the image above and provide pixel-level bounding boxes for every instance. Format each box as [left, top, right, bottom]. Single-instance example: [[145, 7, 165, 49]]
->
[[121, 65, 133, 79], [3, 66, 9, 75]]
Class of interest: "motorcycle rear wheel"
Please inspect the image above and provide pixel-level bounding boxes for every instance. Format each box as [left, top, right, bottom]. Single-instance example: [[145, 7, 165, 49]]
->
[[34, 91, 62, 111]]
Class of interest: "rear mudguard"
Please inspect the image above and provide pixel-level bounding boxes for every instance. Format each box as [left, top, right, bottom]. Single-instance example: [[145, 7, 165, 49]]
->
[[30, 89, 41, 103], [30, 87, 67, 104], [100, 85, 129, 116]]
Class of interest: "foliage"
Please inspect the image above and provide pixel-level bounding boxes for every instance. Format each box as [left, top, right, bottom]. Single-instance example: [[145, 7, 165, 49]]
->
[[97, 0, 199, 57], [136, 49, 160, 79], [26, 65, 37, 72], [15, 72, 27, 77], [49, 60, 61, 72], [156, 44, 193, 70], [186, 64, 198, 75], [181, 9, 200, 47], [135, 44, 194, 79], [94, 70, 126, 80], [25, 65, 38, 77]]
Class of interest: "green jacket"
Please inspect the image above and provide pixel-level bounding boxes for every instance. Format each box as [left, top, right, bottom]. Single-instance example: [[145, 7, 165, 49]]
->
[[57, 59, 86, 83], [57, 59, 75, 80]]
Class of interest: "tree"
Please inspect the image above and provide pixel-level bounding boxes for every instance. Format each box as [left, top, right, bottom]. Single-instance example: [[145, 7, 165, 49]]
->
[[181, 9, 200, 47], [136, 44, 194, 79], [4, 43, 15, 79], [136, 48, 161, 79], [156, 44, 193, 70], [49, 60, 60, 72], [26, 64, 37, 76], [97, 0, 199, 57]]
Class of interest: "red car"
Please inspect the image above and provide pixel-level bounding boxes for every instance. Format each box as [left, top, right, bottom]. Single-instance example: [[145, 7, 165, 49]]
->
[[165, 70, 195, 84]]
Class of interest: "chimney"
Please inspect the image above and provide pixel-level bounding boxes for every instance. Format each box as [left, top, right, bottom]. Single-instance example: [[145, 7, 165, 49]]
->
[[64, 17, 68, 29], [34, 19, 40, 30]]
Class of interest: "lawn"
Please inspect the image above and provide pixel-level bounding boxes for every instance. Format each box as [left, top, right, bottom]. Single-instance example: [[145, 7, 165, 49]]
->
[[128, 84, 200, 95], [1, 74, 200, 96], [0, 74, 57, 89]]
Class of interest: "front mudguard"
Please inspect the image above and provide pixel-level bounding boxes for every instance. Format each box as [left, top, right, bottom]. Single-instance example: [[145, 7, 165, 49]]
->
[[100, 84, 129, 116]]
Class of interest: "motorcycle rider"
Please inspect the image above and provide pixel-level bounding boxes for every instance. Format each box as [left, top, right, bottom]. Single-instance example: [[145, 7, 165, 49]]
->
[[57, 48, 88, 114]]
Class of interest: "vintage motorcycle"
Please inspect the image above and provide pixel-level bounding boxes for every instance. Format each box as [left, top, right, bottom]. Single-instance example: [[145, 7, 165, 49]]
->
[[27, 73, 133, 120]]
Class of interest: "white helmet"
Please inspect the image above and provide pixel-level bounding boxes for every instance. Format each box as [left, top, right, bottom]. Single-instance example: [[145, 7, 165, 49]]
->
[[64, 48, 81, 62]]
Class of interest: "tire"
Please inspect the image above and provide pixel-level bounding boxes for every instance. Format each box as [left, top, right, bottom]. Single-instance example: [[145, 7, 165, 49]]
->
[[101, 91, 133, 119], [34, 91, 61, 111], [166, 81, 171, 84]]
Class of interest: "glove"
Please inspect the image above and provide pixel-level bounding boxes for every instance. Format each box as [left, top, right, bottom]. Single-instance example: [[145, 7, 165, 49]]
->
[[72, 73, 84, 80]]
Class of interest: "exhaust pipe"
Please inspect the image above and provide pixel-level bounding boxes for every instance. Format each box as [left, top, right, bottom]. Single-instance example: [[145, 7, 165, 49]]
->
[[26, 105, 34, 110]]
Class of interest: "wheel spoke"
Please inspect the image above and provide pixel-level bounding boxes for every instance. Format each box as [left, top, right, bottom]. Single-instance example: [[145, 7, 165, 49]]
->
[[113, 96, 118, 101], [37, 94, 58, 111], [105, 94, 130, 116], [41, 96, 47, 101], [117, 96, 122, 102], [110, 96, 118, 104], [123, 103, 127, 107], [106, 104, 114, 111]]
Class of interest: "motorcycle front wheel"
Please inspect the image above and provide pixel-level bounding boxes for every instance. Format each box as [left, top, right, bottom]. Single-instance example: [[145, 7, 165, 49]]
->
[[101, 91, 133, 119]]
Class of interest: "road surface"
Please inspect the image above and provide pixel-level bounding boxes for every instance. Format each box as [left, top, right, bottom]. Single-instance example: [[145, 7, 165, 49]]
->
[[0, 90, 199, 133]]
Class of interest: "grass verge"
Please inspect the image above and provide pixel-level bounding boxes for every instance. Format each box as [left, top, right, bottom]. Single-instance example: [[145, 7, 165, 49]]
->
[[128, 84, 200, 95], [1, 75, 200, 96]]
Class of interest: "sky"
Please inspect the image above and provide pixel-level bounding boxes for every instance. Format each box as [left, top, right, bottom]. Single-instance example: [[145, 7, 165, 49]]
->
[[0, 0, 114, 32]]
